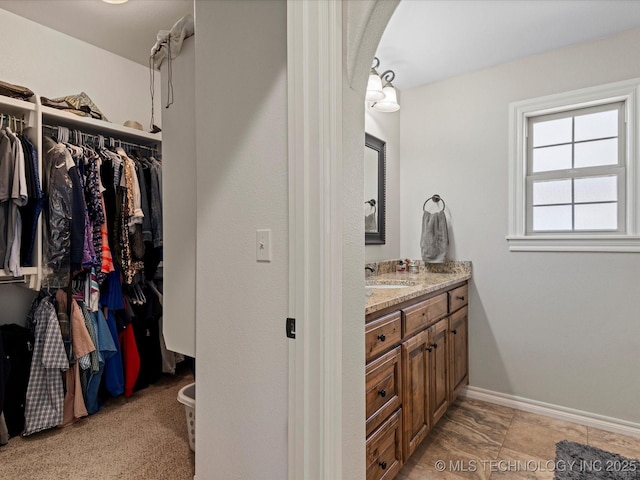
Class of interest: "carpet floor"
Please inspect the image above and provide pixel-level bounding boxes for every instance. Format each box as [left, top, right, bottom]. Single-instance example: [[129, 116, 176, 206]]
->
[[0, 366, 195, 480]]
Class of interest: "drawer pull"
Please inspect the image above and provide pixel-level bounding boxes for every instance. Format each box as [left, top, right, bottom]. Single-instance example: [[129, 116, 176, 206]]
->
[[456, 295, 465, 301], [452, 329, 457, 335], [378, 389, 386, 398], [379, 461, 387, 470], [377, 334, 386, 342]]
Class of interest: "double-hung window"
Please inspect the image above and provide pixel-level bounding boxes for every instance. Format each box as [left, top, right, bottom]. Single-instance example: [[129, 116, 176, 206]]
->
[[508, 79, 640, 252]]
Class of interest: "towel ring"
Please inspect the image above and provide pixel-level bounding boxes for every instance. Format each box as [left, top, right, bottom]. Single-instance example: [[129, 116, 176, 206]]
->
[[423, 194, 445, 212]]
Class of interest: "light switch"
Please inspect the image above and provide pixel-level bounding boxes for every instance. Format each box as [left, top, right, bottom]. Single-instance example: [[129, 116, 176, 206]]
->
[[256, 229, 272, 262]]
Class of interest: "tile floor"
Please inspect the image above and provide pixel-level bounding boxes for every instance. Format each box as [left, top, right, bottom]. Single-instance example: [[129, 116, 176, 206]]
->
[[397, 397, 640, 480]]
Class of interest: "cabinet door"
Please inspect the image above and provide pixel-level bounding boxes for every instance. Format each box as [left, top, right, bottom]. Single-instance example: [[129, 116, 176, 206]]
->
[[449, 306, 469, 401], [429, 317, 449, 426], [401, 329, 430, 461]]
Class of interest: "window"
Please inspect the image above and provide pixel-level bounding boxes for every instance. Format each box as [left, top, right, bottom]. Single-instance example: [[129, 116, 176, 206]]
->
[[527, 103, 625, 234], [508, 79, 640, 252]]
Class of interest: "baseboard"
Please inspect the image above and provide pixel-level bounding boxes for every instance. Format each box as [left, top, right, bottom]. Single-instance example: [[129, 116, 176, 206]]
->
[[461, 386, 640, 439]]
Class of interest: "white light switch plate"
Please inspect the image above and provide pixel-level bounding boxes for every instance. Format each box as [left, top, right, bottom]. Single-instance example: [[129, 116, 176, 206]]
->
[[256, 229, 272, 262]]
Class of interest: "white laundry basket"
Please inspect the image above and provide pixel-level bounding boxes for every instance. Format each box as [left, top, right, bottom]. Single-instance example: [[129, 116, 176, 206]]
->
[[178, 382, 196, 451]]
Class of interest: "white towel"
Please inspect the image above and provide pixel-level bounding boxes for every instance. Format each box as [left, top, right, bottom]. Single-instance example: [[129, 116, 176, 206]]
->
[[420, 210, 448, 263]]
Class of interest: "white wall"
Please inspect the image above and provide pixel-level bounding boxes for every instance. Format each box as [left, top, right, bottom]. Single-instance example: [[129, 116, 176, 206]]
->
[[400, 28, 640, 424], [0, 8, 161, 327], [194, 1, 289, 478], [0, 8, 160, 127], [365, 104, 400, 262], [161, 36, 196, 358]]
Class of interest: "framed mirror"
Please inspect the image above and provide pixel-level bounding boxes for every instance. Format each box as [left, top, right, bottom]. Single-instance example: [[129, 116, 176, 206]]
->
[[364, 133, 386, 244]]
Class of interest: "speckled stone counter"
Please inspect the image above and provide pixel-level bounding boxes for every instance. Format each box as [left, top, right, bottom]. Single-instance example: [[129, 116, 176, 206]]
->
[[365, 261, 471, 316]]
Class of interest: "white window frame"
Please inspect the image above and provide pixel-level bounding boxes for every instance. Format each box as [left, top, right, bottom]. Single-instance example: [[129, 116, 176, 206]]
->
[[508, 78, 640, 252]]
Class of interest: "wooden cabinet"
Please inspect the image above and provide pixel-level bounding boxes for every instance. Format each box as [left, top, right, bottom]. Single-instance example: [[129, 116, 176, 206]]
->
[[400, 316, 449, 461], [429, 317, 449, 426], [365, 280, 469, 480], [366, 410, 403, 480], [366, 312, 402, 362], [401, 329, 430, 460], [402, 293, 447, 338], [366, 347, 402, 437], [449, 305, 469, 401]]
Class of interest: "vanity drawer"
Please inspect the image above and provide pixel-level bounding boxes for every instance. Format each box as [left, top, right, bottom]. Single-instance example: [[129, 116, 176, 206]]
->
[[449, 284, 468, 312], [366, 409, 402, 480], [402, 293, 447, 338], [366, 347, 402, 437], [366, 312, 402, 362]]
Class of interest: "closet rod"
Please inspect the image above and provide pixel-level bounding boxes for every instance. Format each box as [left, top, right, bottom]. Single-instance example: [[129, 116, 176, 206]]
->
[[42, 124, 159, 154], [0, 113, 28, 131]]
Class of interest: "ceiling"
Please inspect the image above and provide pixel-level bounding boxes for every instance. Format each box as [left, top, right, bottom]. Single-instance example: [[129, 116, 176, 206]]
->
[[0, 0, 192, 67], [2, 0, 640, 86], [377, 0, 640, 91]]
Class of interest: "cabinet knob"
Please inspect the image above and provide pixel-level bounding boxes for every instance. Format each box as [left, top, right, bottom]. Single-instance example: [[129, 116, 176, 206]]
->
[[379, 461, 387, 470], [378, 389, 386, 398], [426, 346, 433, 352], [456, 295, 465, 301], [452, 329, 457, 335], [432, 342, 438, 349], [377, 334, 386, 342]]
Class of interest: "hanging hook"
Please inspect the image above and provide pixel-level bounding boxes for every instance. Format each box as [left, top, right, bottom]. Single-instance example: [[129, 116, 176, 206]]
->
[[371, 57, 380, 69]]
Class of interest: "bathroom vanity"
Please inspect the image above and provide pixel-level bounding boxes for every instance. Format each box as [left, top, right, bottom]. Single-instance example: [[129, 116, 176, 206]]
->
[[365, 262, 471, 480]]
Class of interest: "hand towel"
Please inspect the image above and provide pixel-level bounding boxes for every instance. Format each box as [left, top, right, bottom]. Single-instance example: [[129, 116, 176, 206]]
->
[[365, 211, 377, 232], [420, 210, 448, 263]]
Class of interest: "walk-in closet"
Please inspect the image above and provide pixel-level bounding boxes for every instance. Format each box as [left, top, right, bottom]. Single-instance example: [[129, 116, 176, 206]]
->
[[0, 2, 195, 479]]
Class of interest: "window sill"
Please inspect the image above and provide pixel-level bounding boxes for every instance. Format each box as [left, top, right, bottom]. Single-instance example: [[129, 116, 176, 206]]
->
[[506, 235, 640, 252]]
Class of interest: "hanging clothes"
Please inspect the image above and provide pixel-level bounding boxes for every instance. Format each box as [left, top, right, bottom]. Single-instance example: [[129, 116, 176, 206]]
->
[[4, 127, 28, 276], [0, 324, 34, 437], [42, 137, 73, 287], [18, 133, 43, 267], [22, 297, 69, 436], [0, 130, 14, 269]]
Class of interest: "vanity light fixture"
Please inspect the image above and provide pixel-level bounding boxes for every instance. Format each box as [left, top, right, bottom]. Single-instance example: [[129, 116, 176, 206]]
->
[[366, 57, 385, 102], [102, 0, 129, 4], [371, 70, 400, 113], [367, 57, 400, 112]]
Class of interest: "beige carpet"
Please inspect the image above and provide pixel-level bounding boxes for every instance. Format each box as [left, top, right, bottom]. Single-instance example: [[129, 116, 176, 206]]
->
[[0, 367, 195, 480]]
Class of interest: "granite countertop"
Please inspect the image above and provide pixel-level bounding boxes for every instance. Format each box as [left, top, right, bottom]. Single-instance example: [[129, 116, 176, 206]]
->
[[365, 261, 471, 316]]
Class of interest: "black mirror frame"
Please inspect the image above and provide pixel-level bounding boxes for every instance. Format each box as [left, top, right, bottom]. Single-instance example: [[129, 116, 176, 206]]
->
[[365, 133, 386, 245]]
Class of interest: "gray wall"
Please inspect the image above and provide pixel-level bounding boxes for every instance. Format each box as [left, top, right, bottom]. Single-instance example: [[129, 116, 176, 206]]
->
[[194, 1, 289, 478], [400, 27, 640, 423]]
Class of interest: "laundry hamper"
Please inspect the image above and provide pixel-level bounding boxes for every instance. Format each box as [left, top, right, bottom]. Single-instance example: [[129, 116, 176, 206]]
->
[[178, 383, 196, 451]]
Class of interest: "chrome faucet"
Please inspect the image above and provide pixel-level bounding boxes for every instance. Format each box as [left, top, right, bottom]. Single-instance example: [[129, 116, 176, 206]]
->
[[365, 266, 375, 273]]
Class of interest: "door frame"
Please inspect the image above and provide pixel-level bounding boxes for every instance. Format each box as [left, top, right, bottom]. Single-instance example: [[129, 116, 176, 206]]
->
[[287, 1, 399, 479], [287, 1, 344, 478]]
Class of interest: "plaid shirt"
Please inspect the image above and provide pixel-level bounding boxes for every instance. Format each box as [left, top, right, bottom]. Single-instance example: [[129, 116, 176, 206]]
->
[[23, 298, 69, 436]]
